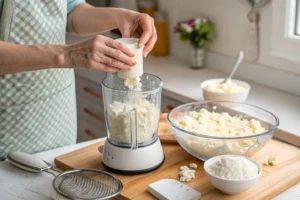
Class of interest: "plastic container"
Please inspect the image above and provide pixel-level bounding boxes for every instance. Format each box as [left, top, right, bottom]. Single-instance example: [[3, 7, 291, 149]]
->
[[116, 38, 144, 79], [102, 73, 163, 148]]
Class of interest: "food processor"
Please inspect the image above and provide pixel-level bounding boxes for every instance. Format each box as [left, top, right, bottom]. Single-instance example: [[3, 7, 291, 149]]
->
[[100, 73, 164, 174]]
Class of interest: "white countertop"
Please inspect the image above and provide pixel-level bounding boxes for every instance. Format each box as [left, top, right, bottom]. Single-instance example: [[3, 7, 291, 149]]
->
[[0, 139, 104, 200], [0, 138, 299, 200]]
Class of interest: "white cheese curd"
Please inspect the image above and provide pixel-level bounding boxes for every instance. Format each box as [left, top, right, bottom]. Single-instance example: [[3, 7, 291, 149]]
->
[[124, 77, 142, 91], [174, 109, 267, 157], [207, 155, 259, 180], [204, 79, 247, 93], [175, 109, 266, 137], [265, 154, 278, 166], [189, 163, 198, 169], [107, 99, 159, 144], [179, 166, 196, 182]]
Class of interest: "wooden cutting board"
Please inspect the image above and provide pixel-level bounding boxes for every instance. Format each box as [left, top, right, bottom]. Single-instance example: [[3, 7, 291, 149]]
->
[[55, 114, 300, 200]]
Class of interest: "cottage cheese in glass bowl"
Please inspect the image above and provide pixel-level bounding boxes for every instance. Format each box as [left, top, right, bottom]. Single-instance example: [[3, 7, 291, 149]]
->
[[167, 101, 279, 161], [201, 79, 250, 102]]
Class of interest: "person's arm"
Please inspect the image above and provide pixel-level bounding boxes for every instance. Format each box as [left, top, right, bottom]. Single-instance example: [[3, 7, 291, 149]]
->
[[0, 41, 64, 74], [0, 36, 135, 75], [67, 4, 157, 57], [67, 4, 119, 36]]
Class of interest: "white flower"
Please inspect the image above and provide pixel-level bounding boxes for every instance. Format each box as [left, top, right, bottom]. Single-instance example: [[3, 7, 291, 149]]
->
[[202, 18, 208, 23], [194, 18, 201, 29], [181, 23, 193, 33]]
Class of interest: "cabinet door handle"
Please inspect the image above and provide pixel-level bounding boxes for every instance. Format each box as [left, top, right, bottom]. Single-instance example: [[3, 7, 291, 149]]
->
[[85, 129, 99, 139], [83, 87, 102, 99], [165, 105, 174, 112], [84, 108, 104, 121]]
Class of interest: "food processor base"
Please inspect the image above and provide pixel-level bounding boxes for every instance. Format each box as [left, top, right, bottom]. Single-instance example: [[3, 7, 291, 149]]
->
[[100, 139, 165, 175]]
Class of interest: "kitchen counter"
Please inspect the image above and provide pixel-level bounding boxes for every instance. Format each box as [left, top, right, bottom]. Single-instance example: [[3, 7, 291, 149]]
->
[[0, 138, 299, 200], [76, 55, 300, 143], [0, 139, 104, 200]]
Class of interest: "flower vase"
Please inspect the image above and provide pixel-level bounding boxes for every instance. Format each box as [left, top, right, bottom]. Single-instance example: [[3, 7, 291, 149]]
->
[[190, 48, 206, 69]]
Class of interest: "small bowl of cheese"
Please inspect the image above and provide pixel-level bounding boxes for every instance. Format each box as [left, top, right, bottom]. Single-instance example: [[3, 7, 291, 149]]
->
[[201, 78, 250, 102]]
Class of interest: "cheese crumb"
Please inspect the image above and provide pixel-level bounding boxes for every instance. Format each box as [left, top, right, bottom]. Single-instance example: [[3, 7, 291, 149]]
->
[[179, 166, 196, 182], [124, 77, 142, 91], [189, 163, 198, 169], [266, 154, 278, 166]]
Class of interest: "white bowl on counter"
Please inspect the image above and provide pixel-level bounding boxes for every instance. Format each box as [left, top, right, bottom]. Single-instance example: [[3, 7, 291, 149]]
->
[[204, 155, 262, 195], [201, 79, 251, 102]]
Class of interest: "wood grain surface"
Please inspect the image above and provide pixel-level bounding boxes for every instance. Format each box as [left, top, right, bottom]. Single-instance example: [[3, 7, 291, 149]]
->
[[55, 114, 300, 200]]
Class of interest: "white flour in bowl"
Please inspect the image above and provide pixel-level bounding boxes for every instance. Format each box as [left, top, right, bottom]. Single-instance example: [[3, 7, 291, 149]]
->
[[207, 155, 259, 180]]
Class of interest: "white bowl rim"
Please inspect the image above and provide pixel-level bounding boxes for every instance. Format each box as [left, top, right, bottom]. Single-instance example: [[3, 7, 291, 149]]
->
[[201, 78, 251, 93], [167, 101, 280, 140], [204, 154, 262, 182]]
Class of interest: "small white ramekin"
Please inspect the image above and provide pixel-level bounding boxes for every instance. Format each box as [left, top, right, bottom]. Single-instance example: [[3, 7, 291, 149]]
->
[[201, 78, 251, 102]]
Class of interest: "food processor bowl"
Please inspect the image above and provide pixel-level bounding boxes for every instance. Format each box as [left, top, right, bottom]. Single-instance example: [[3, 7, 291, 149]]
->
[[102, 73, 163, 148], [100, 73, 165, 174]]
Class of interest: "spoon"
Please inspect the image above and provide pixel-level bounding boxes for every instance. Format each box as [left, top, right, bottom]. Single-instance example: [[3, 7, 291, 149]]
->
[[221, 51, 244, 84]]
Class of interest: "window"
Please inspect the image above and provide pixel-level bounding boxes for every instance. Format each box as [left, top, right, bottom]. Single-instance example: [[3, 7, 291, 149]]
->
[[271, 0, 300, 63], [295, 0, 300, 35]]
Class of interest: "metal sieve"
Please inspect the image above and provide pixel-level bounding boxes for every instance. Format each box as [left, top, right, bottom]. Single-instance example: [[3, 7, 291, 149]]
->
[[7, 152, 122, 200]]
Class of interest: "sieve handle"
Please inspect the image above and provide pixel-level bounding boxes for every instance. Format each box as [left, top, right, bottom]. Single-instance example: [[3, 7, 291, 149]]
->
[[7, 152, 52, 173], [130, 109, 138, 150]]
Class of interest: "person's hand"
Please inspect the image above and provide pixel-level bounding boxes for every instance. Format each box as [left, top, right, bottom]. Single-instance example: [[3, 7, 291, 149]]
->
[[62, 35, 136, 72], [116, 10, 157, 57]]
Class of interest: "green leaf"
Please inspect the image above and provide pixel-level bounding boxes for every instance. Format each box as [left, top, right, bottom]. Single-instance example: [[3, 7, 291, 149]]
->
[[176, 21, 214, 47]]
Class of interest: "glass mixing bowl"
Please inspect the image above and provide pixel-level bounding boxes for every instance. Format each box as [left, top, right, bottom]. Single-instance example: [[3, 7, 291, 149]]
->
[[167, 101, 279, 161]]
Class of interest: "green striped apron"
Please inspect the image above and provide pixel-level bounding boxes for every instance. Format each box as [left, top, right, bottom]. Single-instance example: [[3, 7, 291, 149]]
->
[[0, 0, 77, 160]]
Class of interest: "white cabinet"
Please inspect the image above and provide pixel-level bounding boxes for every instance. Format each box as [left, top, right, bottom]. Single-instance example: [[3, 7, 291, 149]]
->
[[75, 70, 107, 142]]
